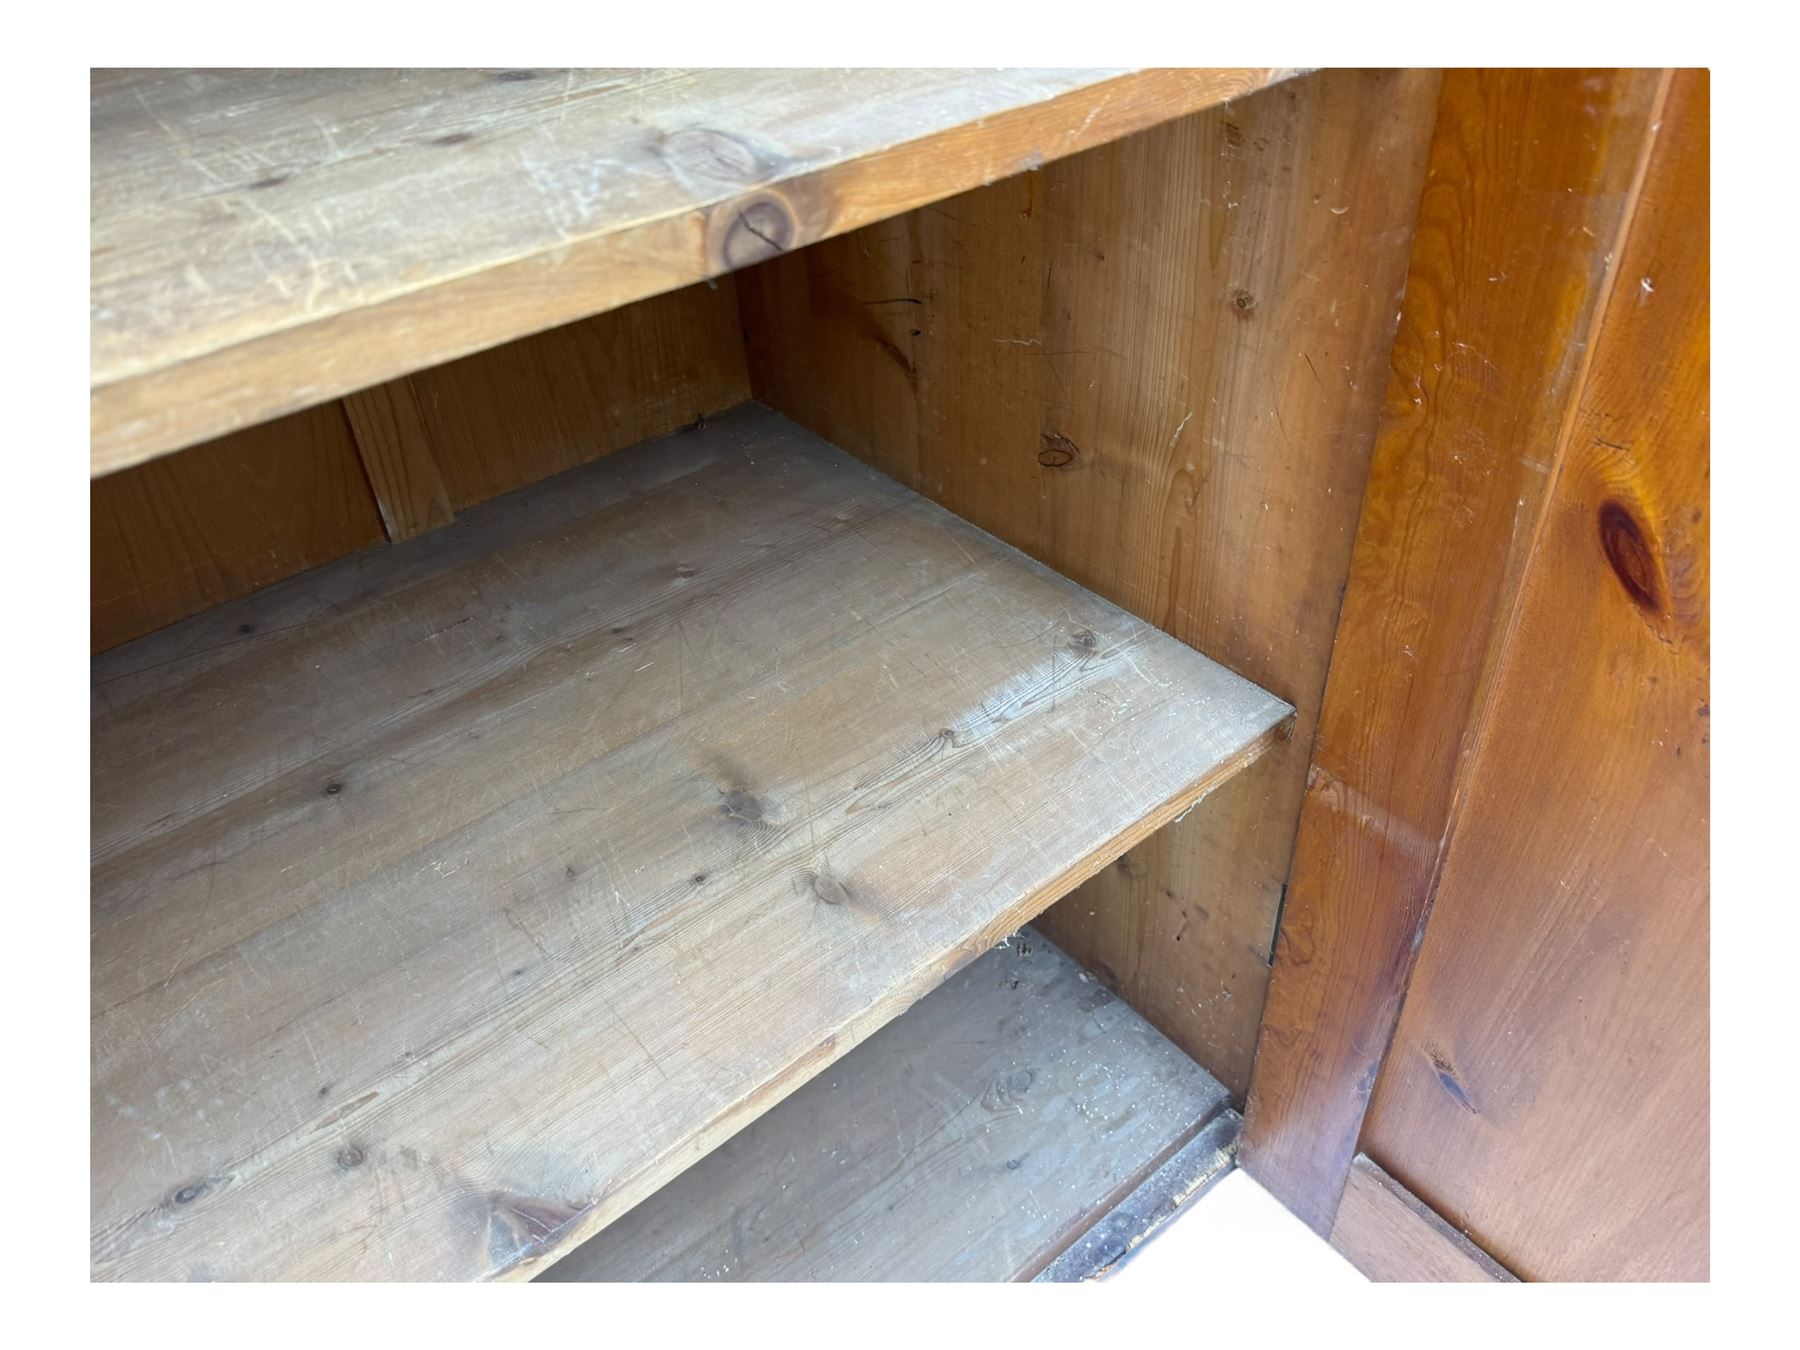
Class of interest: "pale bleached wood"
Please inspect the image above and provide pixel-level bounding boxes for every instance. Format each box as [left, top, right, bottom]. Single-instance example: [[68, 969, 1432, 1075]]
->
[[90, 67, 1292, 475], [543, 927, 1230, 1282], [1330, 1155, 1517, 1282], [91, 404, 1291, 1281]]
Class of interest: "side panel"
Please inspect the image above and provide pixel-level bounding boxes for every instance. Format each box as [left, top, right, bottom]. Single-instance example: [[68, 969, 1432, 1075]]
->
[[1361, 70, 1709, 1282], [1239, 69, 1668, 1230]]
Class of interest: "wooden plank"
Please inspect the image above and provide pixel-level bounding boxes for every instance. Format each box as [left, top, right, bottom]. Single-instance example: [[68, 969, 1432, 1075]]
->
[[91, 404, 1292, 1281], [1035, 1109, 1241, 1282], [90, 67, 1292, 474], [1330, 1155, 1516, 1282], [91, 399, 385, 651], [406, 279, 749, 511], [543, 928, 1231, 1282], [341, 381, 453, 542], [737, 69, 1442, 1095], [1360, 70, 1708, 1283], [1238, 69, 1670, 1232]]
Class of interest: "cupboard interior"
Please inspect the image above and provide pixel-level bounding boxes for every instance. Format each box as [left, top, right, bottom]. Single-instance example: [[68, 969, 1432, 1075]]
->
[[91, 68, 1443, 1280]]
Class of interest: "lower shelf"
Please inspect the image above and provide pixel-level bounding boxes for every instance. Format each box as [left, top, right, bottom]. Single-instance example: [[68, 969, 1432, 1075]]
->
[[91, 403, 1289, 1280], [542, 927, 1240, 1282]]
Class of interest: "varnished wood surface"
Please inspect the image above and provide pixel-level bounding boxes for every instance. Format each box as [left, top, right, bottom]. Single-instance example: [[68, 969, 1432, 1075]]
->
[[1239, 69, 1669, 1231], [91, 404, 1291, 1281], [737, 69, 1441, 1095], [544, 929, 1231, 1281], [1330, 1155, 1516, 1282], [91, 66, 1291, 474], [1361, 70, 1708, 1282], [91, 400, 386, 651]]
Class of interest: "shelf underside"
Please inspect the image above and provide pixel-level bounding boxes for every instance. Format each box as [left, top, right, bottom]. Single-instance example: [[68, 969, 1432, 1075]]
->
[[91, 404, 1289, 1280], [90, 66, 1289, 474], [544, 927, 1237, 1282]]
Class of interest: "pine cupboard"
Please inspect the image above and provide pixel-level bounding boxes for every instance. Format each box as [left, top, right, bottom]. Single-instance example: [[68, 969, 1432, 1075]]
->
[[89, 67, 1709, 1282]]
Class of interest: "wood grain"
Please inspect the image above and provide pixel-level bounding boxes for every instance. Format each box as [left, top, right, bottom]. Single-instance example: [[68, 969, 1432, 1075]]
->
[[1330, 1154, 1516, 1282], [341, 381, 453, 541], [94, 280, 748, 650], [90, 67, 1292, 474], [1360, 70, 1708, 1283], [91, 405, 1291, 1281], [543, 928, 1231, 1282], [404, 279, 748, 510], [1239, 69, 1669, 1231], [91, 400, 385, 651], [737, 69, 1442, 1095]]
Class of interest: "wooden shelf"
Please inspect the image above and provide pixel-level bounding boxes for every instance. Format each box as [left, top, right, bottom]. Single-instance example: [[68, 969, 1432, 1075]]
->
[[90, 66, 1289, 476], [91, 404, 1290, 1281], [543, 927, 1239, 1282]]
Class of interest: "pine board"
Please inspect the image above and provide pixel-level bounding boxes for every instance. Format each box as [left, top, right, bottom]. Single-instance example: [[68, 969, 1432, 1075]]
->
[[90, 67, 1289, 473], [544, 928, 1231, 1282], [91, 404, 1291, 1280]]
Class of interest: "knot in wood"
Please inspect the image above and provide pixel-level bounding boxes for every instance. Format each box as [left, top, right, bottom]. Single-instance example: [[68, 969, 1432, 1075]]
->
[[719, 197, 795, 269]]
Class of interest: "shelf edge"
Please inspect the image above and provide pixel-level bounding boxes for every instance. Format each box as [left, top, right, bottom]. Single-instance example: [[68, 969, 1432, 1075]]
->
[[91, 68, 1294, 477]]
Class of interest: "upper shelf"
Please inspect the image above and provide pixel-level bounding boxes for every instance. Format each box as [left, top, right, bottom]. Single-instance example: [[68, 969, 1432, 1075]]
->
[[91, 404, 1291, 1280], [90, 66, 1291, 476]]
